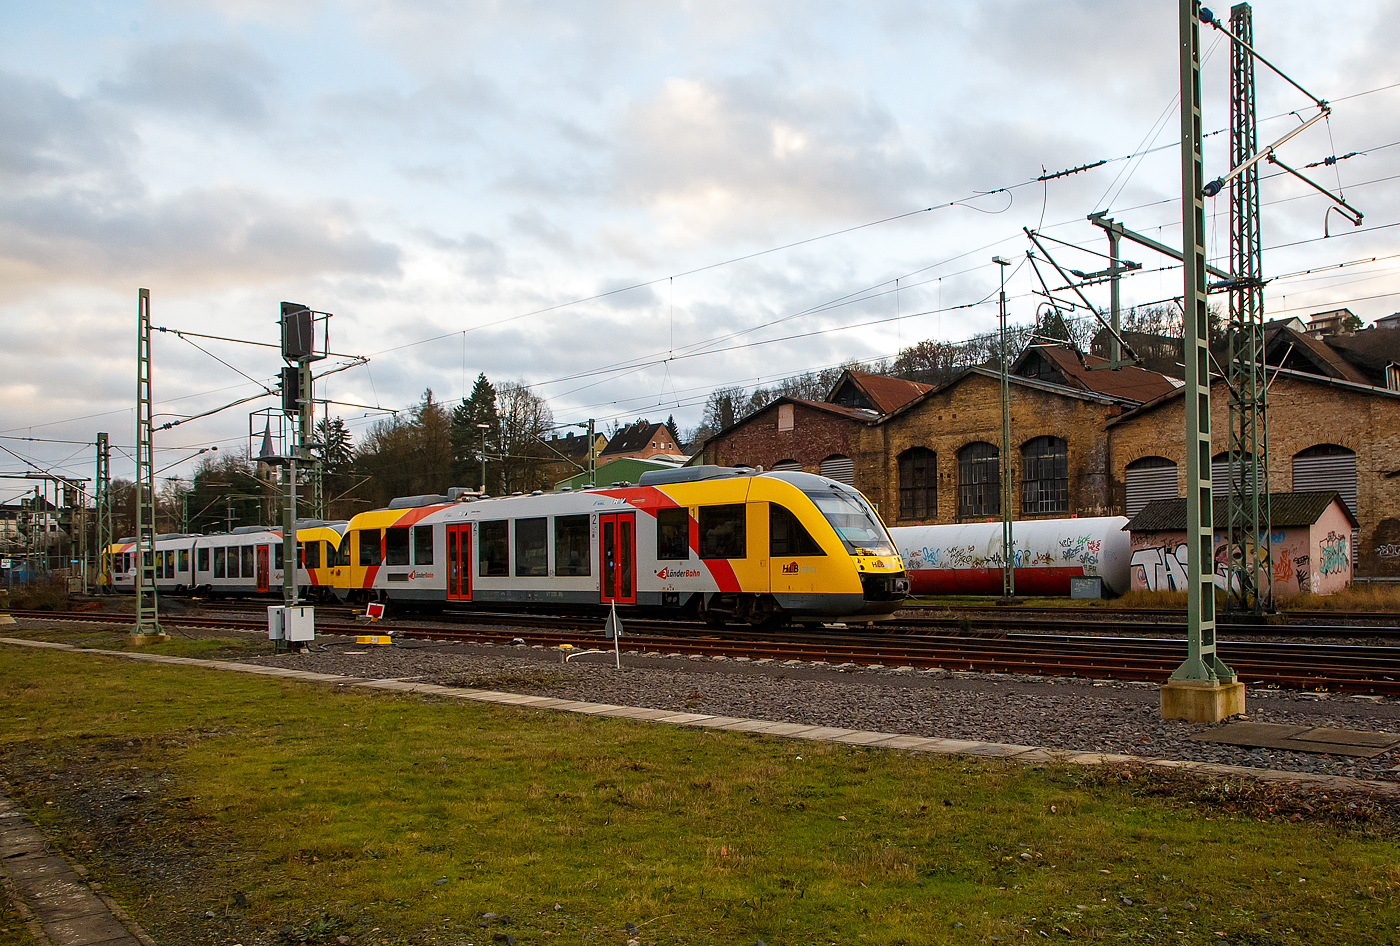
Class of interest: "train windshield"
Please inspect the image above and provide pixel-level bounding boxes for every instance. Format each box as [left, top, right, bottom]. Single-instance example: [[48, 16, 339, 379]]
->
[[805, 489, 896, 557]]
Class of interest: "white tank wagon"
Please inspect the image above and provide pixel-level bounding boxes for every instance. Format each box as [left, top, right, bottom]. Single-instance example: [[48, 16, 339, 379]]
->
[[890, 517, 1132, 596]]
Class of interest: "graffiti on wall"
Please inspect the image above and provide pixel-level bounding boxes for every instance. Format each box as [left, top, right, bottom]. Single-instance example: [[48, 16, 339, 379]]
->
[[1294, 555, 1310, 594], [1132, 531, 1318, 595], [1376, 544, 1400, 560], [1129, 543, 1190, 592], [1319, 531, 1349, 576]]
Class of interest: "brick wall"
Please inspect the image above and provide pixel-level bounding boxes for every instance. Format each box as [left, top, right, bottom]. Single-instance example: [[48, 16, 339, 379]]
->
[[1107, 374, 1400, 576], [702, 402, 867, 475], [862, 373, 1120, 526]]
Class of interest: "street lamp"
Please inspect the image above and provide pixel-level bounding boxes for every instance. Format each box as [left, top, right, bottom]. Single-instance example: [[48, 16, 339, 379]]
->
[[993, 255, 1017, 604], [476, 423, 489, 495], [566, 420, 597, 487]]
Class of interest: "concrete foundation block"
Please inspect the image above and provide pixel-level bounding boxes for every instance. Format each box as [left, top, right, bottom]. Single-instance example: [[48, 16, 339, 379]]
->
[[125, 633, 169, 646], [1160, 679, 1245, 723]]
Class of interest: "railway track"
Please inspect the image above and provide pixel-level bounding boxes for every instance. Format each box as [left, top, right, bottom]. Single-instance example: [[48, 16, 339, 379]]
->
[[8, 607, 1400, 696]]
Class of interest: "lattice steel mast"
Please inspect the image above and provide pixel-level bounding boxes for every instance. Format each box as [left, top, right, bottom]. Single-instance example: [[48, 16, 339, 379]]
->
[[1170, 0, 1233, 687], [1223, 2, 1273, 615], [133, 289, 163, 638], [95, 432, 111, 591]]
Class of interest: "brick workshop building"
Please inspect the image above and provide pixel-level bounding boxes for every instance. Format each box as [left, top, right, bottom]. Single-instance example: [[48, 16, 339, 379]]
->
[[699, 317, 1400, 577]]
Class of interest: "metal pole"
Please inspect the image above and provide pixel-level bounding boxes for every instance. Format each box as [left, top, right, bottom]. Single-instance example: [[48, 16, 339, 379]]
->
[[994, 256, 1015, 601], [283, 458, 297, 609], [1108, 229, 1123, 367], [1172, 0, 1231, 685], [96, 433, 110, 591], [588, 418, 596, 487], [133, 288, 163, 638]]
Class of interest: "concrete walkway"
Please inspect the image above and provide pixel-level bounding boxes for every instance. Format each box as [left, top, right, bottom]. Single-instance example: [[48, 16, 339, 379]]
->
[[3, 634, 1399, 945], [0, 790, 154, 946]]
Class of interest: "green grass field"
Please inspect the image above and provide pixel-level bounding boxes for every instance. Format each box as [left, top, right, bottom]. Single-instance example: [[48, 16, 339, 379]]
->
[[0, 642, 1397, 945]]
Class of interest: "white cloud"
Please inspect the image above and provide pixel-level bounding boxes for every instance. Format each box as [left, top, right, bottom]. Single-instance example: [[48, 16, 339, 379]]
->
[[613, 73, 932, 242], [101, 40, 278, 126]]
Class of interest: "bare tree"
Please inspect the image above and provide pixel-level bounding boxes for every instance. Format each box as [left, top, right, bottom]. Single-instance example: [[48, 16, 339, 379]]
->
[[497, 380, 555, 493]]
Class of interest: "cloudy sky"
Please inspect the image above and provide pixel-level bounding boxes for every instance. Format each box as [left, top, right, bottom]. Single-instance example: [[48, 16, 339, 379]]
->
[[3, 0, 1399, 499]]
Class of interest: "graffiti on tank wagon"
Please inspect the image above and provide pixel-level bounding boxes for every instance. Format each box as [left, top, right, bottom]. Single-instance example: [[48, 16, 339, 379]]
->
[[945, 545, 978, 568], [1319, 531, 1349, 576]]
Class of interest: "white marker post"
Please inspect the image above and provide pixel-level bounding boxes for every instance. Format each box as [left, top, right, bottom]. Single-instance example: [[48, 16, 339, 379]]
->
[[603, 602, 623, 669]]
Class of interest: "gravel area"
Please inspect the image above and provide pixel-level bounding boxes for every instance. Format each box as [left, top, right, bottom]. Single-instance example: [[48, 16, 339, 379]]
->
[[244, 634, 1400, 783]]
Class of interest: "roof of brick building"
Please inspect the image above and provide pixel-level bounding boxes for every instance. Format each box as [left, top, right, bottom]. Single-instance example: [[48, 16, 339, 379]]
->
[[1124, 490, 1357, 532], [1013, 344, 1182, 403], [827, 370, 933, 414], [598, 421, 681, 457]]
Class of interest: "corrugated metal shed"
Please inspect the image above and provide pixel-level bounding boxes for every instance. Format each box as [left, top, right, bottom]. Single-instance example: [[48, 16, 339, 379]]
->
[[1123, 490, 1358, 533]]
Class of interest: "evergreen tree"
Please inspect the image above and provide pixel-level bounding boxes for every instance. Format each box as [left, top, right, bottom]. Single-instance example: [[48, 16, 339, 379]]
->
[[450, 373, 501, 492]]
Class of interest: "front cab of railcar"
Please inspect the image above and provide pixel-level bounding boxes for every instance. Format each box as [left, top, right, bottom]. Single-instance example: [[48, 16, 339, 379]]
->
[[759, 472, 909, 621]]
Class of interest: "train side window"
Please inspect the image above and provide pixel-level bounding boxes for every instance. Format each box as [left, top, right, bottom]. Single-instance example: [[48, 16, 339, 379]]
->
[[515, 517, 548, 576], [358, 529, 383, 567], [555, 515, 591, 576], [197, 548, 209, 573], [698, 504, 746, 559], [304, 540, 320, 569], [241, 545, 254, 577], [479, 521, 508, 576], [179, 549, 189, 573], [413, 526, 434, 565], [386, 527, 410, 566], [770, 504, 825, 556], [214, 547, 226, 578], [336, 540, 352, 567], [275, 544, 284, 570], [656, 507, 690, 560]]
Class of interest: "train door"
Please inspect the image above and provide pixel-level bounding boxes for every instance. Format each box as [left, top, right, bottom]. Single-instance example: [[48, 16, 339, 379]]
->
[[599, 512, 636, 605], [256, 545, 270, 592], [446, 524, 472, 601]]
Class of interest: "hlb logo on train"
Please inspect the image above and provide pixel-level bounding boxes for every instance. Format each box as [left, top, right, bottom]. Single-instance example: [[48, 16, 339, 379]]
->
[[654, 566, 701, 579], [782, 561, 816, 574]]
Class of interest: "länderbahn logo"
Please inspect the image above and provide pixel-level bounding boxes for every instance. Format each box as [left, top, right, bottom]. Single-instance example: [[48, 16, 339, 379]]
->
[[655, 566, 701, 579]]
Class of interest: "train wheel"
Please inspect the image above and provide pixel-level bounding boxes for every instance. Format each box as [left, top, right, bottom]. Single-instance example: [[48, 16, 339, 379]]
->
[[744, 594, 788, 630]]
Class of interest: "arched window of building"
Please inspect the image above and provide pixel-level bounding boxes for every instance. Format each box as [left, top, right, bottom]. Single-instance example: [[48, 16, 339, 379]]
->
[[1294, 443, 1358, 566], [819, 454, 854, 485], [1211, 450, 1264, 497], [957, 441, 1000, 519], [771, 459, 802, 472], [1021, 436, 1068, 514], [898, 447, 936, 520], [1125, 456, 1178, 518]]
